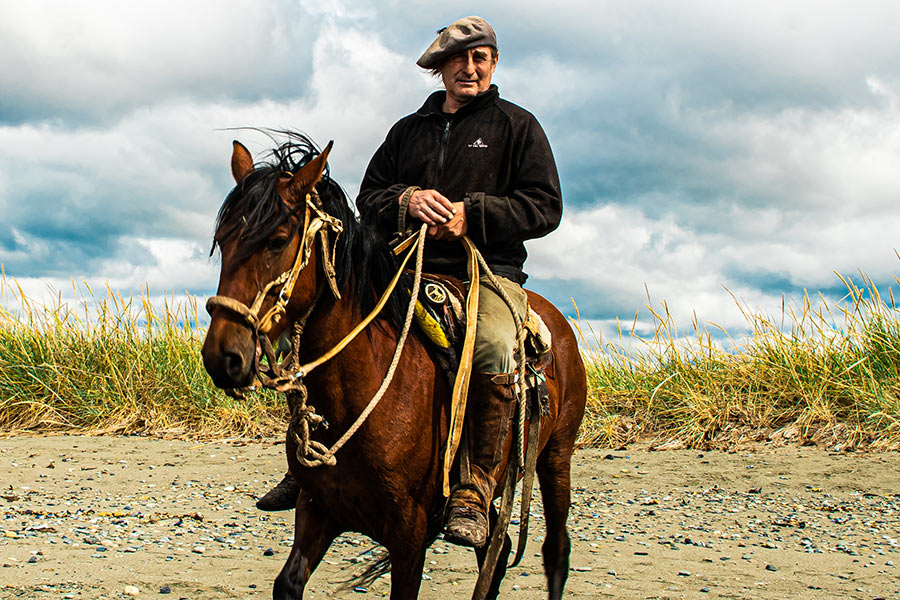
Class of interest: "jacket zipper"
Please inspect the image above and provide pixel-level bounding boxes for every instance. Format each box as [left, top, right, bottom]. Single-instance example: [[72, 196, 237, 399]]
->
[[435, 119, 451, 187]]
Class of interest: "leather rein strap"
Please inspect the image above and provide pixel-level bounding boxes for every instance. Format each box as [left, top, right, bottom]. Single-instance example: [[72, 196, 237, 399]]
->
[[442, 236, 480, 496], [206, 190, 343, 335]]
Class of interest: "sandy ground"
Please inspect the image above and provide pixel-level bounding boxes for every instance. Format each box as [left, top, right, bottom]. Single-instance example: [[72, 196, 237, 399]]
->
[[1, 436, 898, 599]]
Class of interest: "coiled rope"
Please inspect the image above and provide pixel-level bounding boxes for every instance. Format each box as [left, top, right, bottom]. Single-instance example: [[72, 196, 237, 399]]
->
[[284, 222, 428, 467]]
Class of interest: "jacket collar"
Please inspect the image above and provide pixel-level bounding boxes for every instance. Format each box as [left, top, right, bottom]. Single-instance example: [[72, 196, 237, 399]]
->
[[416, 84, 499, 118]]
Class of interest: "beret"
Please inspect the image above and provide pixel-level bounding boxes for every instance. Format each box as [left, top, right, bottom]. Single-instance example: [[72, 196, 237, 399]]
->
[[416, 16, 498, 69]]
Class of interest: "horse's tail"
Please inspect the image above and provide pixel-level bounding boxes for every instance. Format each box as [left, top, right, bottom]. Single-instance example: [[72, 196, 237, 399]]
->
[[339, 524, 443, 591], [338, 548, 392, 591]]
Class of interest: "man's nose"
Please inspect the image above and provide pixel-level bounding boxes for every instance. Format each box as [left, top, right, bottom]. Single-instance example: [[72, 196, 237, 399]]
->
[[463, 55, 476, 73]]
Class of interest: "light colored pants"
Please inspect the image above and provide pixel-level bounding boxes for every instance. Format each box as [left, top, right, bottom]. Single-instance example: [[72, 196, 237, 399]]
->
[[472, 275, 529, 373]]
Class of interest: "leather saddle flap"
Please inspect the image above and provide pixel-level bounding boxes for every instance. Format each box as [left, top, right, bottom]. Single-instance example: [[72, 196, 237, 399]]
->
[[408, 273, 554, 383]]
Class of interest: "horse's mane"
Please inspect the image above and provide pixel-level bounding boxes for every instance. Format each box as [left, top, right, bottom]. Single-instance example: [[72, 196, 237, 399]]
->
[[211, 130, 406, 325]]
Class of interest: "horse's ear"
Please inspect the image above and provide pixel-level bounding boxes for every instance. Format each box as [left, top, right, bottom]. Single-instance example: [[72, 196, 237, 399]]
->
[[287, 141, 333, 194], [231, 140, 254, 183]]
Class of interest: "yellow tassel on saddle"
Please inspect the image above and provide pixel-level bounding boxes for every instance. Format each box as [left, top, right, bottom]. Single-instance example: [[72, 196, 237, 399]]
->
[[413, 300, 452, 348]]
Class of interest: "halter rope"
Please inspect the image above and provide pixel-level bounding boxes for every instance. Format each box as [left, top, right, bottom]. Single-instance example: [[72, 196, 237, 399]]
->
[[206, 188, 428, 467], [206, 189, 528, 481]]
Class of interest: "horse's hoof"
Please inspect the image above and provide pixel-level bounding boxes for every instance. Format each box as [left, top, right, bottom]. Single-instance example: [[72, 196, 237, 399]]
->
[[256, 473, 301, 511], [443, 504, 488, 548]]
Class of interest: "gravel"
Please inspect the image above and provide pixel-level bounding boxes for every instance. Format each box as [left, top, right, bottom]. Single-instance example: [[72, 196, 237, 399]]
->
[[1, 436, 898, 599]]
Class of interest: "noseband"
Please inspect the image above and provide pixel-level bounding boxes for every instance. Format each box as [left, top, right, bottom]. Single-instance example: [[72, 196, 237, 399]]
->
[[205, 189, 344, 336]]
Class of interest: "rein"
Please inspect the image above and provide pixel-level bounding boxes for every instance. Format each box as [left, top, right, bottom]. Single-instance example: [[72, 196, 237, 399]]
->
[[287, 223, 427, 466], [207, 190, 538, 595], [207, 190, 429, 466]]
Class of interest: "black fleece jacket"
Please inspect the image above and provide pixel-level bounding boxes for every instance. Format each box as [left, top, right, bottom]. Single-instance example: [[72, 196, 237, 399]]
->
[[355, 85, 562, 284]]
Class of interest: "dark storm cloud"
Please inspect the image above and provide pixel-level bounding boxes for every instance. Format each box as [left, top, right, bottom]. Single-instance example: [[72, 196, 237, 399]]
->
[[2, 0, 899, 339]]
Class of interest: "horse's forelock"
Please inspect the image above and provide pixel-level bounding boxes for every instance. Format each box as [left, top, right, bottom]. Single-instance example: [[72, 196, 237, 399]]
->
[[211, 166, 294, 261], [209, 130, 407, 326]]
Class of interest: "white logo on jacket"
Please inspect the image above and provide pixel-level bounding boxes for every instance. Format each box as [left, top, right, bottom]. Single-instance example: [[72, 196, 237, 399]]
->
[[468, 138, 488, 148]]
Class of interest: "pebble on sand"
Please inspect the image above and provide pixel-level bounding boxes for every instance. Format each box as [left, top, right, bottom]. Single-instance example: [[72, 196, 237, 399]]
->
[[123, 585, 140, 596], [3, 440, 899, 599]]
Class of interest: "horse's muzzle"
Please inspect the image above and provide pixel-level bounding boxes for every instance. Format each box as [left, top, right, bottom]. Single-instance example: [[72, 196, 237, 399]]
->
[[201, 317, 258, 389]]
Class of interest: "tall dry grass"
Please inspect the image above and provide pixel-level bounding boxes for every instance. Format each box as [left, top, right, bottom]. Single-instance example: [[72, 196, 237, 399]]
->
[[576, 272, 900, 450], [0, 272, 285, 438], [1, 268, 898, 449]]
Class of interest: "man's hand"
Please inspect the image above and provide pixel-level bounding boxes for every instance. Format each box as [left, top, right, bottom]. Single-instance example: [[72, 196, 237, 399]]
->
[[427, 201, 467, 240], [406, 189, 456, 225]]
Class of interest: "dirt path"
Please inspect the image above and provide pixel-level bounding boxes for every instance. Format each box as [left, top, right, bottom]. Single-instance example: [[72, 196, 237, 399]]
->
[[1, 436, 898, 599]]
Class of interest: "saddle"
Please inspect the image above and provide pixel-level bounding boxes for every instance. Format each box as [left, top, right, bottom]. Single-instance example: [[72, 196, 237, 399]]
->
[[408, 272, 553, 416]]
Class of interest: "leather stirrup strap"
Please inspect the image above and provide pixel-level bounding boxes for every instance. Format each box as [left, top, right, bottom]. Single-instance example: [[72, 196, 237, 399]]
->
[[472, 431, 519, 600], [510, 394, 542, 567], [459, 427, 473, 487], [442, 236, 480, 496]]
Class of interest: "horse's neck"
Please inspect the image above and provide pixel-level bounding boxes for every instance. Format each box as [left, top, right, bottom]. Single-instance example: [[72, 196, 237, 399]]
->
[[298, 293, 400, 415], [301, 294, 367, 358]]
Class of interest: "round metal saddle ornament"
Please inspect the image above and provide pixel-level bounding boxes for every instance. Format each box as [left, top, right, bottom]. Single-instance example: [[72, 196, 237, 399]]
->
[[425, 282, 447, 304]]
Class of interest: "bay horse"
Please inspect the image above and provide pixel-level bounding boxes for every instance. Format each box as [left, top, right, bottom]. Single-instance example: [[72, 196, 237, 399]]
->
[[201, 133, 586, 599]]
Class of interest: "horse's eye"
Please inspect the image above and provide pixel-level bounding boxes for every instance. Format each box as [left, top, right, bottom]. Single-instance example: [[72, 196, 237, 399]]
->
[[267, 236, 289, 252]]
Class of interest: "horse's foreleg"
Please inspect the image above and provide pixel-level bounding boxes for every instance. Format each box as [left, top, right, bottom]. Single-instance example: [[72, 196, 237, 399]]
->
[[272, 491, 339, 600], [386, 545, 427, 600], [536, 439, 573, 600], [474, 504, 512, 600]]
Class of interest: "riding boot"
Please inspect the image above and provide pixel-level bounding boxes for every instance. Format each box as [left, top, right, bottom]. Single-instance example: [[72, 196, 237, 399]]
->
[[256, 472, 301, 511], [444, 371, 516, 548]]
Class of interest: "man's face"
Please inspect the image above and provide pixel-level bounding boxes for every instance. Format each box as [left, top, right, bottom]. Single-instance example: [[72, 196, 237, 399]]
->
[[439, 46, 497, 106]]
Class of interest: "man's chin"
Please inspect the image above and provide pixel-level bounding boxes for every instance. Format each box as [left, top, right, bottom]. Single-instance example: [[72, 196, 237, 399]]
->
[[454, 88, 480, 100]]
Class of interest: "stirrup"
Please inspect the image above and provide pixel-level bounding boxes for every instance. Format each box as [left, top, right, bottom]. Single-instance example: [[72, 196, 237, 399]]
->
[[256, 473, 300, 511]]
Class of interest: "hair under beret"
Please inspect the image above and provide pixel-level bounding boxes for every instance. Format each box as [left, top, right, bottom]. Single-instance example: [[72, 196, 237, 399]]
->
[[416, 16, 498, 69]]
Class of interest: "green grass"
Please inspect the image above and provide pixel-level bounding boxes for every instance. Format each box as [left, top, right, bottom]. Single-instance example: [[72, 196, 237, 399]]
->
[[1, 268, 898, 449]]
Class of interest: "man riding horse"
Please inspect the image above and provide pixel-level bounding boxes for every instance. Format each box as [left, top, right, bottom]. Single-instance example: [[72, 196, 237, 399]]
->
[[256, 15, 562, 549]]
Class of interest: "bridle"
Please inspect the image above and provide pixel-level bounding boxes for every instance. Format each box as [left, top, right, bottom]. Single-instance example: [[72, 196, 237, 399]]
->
[[205, 179, 430, 468], [204, 177, 427, 391], [205, 188, 343, 344]]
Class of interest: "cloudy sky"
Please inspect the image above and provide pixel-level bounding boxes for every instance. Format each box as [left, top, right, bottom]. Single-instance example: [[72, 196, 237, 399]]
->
[[2, 0, 899, 343]]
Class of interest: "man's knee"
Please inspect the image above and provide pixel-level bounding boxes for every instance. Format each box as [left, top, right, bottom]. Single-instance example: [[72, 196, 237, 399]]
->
[[472, 331, 515, 373], [472, 277, 527, 373]]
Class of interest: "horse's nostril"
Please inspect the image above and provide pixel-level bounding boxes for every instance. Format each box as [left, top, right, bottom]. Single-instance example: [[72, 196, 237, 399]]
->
[[223, 351, 245, 379]]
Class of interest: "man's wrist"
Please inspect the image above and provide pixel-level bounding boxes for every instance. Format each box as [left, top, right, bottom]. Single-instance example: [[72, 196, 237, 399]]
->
[[397, 186, 420, 233]]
